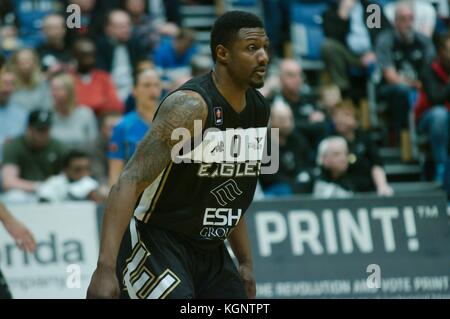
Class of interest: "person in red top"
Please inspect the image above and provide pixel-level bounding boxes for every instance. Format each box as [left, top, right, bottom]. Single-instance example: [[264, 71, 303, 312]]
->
[[415, 33, 450, 184], [72, 37, 124, 117]]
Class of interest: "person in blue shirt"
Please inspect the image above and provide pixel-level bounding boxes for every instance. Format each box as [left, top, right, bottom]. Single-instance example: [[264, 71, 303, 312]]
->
[[10, 0, 64, 48], [108, 68, 162, 186], [152, 28, 198, 71]]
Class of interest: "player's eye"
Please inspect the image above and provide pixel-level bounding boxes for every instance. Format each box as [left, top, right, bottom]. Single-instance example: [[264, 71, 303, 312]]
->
[[248, 45, 257, 52]]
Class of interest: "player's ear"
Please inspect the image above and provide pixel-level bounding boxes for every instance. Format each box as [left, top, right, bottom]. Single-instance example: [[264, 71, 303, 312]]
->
[[215, 44, 229, 64]]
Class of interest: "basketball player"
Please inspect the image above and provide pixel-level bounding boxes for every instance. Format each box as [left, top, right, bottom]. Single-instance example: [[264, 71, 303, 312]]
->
[[87, 10, 270, 299]]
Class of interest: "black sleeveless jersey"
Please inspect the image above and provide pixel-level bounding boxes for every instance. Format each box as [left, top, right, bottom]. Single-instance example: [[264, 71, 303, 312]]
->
[[133, 72, 270, 250]]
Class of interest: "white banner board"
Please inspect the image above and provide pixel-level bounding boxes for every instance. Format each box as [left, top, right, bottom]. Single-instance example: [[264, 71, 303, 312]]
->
[[0, 202, 99, 299]]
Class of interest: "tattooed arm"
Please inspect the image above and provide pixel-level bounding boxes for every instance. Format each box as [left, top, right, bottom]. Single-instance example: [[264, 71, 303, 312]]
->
[[87, 90, 208, 299]]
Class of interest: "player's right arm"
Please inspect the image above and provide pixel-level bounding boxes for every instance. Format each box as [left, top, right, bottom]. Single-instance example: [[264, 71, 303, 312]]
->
[[87, 90, 208, 299]]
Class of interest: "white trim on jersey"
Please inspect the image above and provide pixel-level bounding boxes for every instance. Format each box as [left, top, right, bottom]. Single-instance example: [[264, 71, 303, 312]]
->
[[133, 170, 165, 221]]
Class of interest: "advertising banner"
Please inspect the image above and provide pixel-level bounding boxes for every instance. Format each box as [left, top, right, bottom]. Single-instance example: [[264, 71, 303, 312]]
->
[[0, 202, 99, 299], [246, 194, 450, 298]]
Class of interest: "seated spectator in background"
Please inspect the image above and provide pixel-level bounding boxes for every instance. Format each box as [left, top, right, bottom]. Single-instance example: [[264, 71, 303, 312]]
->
[[124, 58, 155, 114], [332, 101, 393, 196], [65, 0, 105, 43], [1, 109, 66, 201], [6, 0, 64, 47], [376, 1, 435, 161], [164, 53, 212, 98], [121, 0, 163, 53], [415, 33, 450, 184], [384, 0, 437, 38], [321, 0, 390, 98], [91, 111, 122, 196], [0, 23, 22, 58], [50, 72, 98, 152], [37, 150, 105, 203], [0, 68, 27, 162], [8, 48, 53, 112], [272, 59, 329, 148], [72, 37, 124, 117], [317, 83, 343, 134], [259, 102, 314, 196], [108, 68, 162, 186], [318, 84, 343, 117], [190, 54, 212, 77], [313, 136, 355, 198], [153, 28, 199, 79], [96, 9, 149, 100], [37, 14, 71, 72], [0, 0, 15, 29]]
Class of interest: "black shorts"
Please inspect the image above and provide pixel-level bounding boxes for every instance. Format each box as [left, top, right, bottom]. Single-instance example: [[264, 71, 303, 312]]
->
[[0, 268, 12, 299], [116, 218, 247, 299]]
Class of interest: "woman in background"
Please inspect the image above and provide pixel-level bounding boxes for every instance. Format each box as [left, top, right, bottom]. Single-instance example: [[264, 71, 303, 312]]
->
[[8, 48, 52, 112], [49, 72, 98, 153]]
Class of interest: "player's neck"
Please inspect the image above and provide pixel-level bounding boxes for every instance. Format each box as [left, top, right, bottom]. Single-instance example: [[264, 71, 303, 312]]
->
[[212, 69, 247, 113]]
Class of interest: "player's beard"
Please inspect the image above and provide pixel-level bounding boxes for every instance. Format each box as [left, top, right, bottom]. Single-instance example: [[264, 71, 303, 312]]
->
[[249, 77, 265, 89]]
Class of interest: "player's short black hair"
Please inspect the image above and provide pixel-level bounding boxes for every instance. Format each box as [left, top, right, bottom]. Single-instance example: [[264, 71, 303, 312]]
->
[[210, 10, 264, 63]]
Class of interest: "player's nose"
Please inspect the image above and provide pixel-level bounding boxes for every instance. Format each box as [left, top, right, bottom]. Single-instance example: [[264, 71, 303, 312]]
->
[[256, 47, 269, 66]]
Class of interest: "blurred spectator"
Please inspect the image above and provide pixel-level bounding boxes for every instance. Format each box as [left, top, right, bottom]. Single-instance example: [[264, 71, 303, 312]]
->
[[321, 0, 390, 98], [37, 150, 106, 203], [313, 136, 355, 198], [66, 0, 105, 43], [49, 72, 98, 151], [91, 111, 122, 195], [1, 109, 66, 200], [7, 0, 64, 48], [166, 73, 192, 94], [0, 24, 22, 58], [8, 48, 53, 112], [190, 54, 212, 77], [0, 0, 15, 26], [317, 83, 343, 137], [0, 201, 36, 299], [108, 68, 162, 186], [121, 0, 162, 52], [415, 33, 450, 184], [272, 59, 329, 148], [318, 84, 343, 117], [259, 102, 314, 196], [332, 101, 393, 196], [124, 58, 155, 114], [153, 28, 199, 79], [376, 1, 435, 161], [96, 9, 149, 100], [0, 67, 27, 162], [72, 37, 124, 117], [384, 0, 437, 38], [37, 14, 71, 72]]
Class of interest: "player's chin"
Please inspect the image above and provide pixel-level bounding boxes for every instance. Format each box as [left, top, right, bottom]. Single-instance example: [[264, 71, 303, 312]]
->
[[249, 78, 265, 89]]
